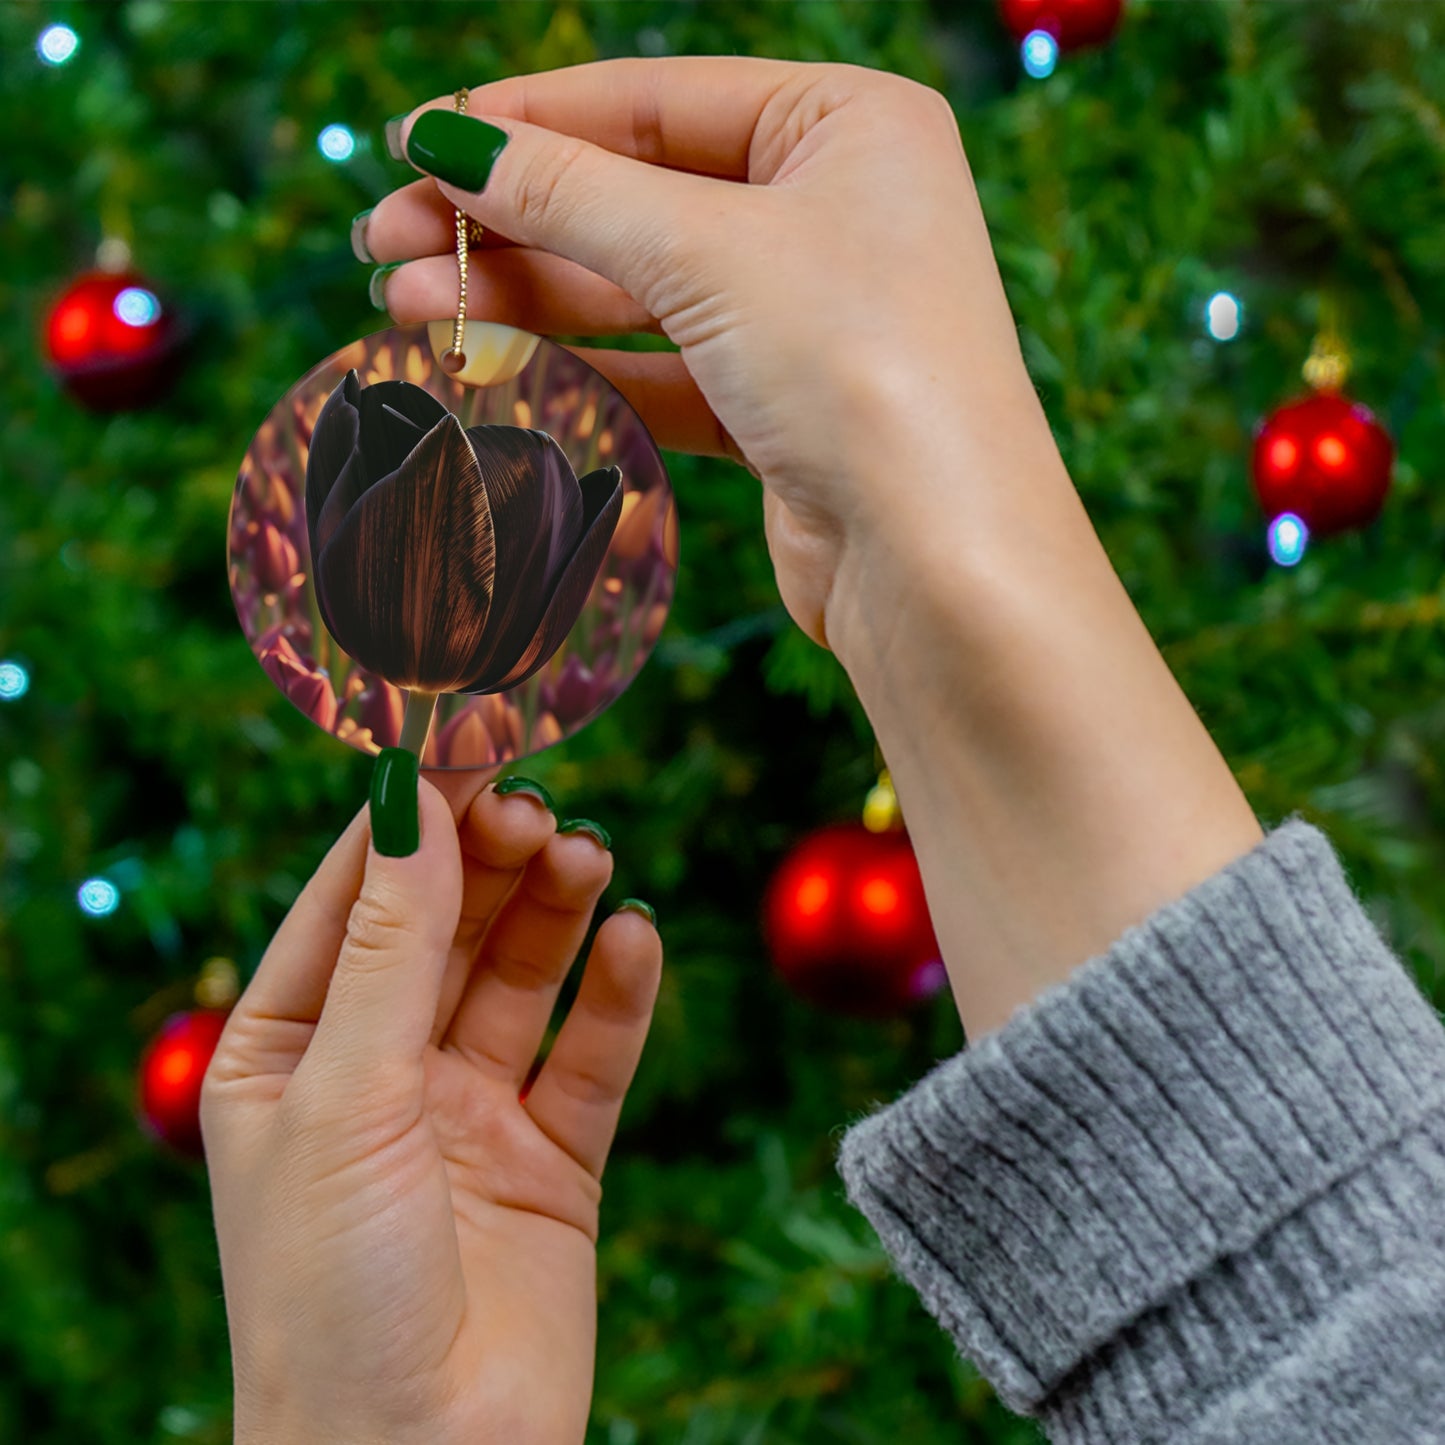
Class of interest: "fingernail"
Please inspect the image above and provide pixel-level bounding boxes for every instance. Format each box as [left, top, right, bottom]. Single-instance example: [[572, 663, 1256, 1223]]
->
[[384, 113, 409, 162], [370, 748, 420, 857], [494, 775, 555, 812], [405, 110, 510, 192], [617, 898, 656, 926], [350, 208, 375, 263], [559, 818, 612, 851], [369, 261, 403, 311]]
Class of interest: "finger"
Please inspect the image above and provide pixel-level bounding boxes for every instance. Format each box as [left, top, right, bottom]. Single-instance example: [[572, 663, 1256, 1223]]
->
[[208, 803, 372, 1081], [379, 248, 662, 337], [423, 765, 504, 824], [201, 774, 500, 1144], [558, 345, 752, 468], [523, 908, 663, 1181], [300, 778, 464, 1087], [405, 55, 810, 181], [360, 177, 524, 262], [429, 783, 558, 1049], [440, 827, 614, 1084], [398, 106, 761, 309]]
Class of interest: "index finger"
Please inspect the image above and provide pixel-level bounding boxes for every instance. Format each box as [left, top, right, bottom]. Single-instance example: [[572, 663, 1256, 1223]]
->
[[400, 54, 810, 181]]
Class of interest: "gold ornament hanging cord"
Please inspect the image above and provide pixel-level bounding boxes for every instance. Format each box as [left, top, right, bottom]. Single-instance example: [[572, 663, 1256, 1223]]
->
[[439, 88, 488, 375]]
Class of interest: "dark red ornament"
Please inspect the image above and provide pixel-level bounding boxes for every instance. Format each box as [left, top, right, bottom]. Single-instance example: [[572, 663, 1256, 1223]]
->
[[1251, 392, 1394, 537], [44, 269, 183, 411], [998, 0, 1124, 49], [763, 822, 945, 1017], [137, 1009, 230, 1157]]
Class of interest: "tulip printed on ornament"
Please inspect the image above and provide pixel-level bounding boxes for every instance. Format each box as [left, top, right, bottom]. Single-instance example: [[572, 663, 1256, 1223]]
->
[[304, 370, 624, 751], [307, 371, 623, 695], [231, 322, 677, 768]]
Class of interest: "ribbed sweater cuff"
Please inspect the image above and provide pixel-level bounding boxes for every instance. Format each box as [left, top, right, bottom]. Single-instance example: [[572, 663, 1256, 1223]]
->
[[835, 818, 1445, 1435]]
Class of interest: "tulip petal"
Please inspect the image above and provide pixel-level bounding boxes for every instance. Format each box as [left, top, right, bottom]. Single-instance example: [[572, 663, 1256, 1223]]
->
[[452, 425, 586, 688], [465, 465, 623, 694], [304, 370, 361, 548], [357, 380, 450, 491], [314, 449, 367, 560], [315, 413, 497, 692]]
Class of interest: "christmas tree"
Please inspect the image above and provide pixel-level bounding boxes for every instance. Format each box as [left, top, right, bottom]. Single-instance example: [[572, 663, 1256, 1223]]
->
[[2, 3, 1443, 1442]]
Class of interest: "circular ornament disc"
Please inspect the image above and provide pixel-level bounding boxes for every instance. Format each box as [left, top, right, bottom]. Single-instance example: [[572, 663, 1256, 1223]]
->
[[229, 322, 678, 768]]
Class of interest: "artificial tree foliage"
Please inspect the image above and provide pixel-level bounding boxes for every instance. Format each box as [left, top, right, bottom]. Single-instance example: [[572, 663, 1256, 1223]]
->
[[1, 3, 1442, 1442]]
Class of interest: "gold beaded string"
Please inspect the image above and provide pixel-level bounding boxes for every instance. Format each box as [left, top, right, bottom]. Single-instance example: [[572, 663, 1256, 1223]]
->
[[440, 87, 476, 374]]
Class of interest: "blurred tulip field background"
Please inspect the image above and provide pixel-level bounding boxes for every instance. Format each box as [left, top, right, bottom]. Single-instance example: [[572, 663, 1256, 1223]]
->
[[2, 2, 1444, 1442]]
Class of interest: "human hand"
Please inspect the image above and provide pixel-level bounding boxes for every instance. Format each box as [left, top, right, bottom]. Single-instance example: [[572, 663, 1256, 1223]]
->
[[360, 56, 1060, 659], [201, 774, 661, 1445], [359, 57, 1259, 1046]]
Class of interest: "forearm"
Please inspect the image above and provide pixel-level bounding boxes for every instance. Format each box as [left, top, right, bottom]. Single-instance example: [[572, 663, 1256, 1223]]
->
[[826, 395, 1262, 1040]]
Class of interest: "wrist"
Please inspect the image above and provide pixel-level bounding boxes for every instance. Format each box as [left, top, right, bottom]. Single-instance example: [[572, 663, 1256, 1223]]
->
[[825, 420, 1262, 1039]]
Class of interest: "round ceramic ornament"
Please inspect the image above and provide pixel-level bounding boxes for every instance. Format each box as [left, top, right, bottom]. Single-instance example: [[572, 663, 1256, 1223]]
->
[[229, 317, 678, 769]]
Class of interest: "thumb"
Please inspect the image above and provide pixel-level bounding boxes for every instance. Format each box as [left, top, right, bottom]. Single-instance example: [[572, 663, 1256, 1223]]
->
[[303, 758, 462, 1088], [397, 105, 747, 315]]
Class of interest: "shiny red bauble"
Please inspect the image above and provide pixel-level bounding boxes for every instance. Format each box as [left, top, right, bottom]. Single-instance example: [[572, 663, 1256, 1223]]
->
[[44, 269, 183, 410], [763, 823, 945, 1017], [998, 0, 1125, 49], [1251, 392, 1394, 537], [137, 1009, 230, 1157]]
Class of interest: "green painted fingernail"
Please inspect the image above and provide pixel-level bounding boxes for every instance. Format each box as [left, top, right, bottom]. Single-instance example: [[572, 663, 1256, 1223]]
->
[[617, 898, 656, 926], [370, 748, 420, 857], [350, 208, 375, 264], [405, 110, 510, 192], [384, 113, 409, 162], [559, 818, 612, 851], [494, 775, 555, 812], [369, 261, 403, 311]]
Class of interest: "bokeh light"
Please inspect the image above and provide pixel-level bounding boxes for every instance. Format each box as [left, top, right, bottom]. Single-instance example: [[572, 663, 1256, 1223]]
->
[[0, 661, 29, 700], [1268, 512, 1309, 567], [37, 24, 79, 66], [77, 878, 121, 917], [114, 287, 161, 327], [317, 124, 356, 162], [1022, 30, 1059, 79], [1205, 291, 1242, 341]]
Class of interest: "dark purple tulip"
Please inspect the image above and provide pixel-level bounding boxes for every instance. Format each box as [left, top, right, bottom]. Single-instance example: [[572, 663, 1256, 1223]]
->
[[305, 371, 623, 696]]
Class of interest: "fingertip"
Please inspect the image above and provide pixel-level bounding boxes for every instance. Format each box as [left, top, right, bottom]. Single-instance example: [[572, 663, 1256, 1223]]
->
[[384, 111, 410, 163]]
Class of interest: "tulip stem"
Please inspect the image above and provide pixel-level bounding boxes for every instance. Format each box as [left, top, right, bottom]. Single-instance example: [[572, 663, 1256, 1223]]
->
[[399, 689, 440, 759]]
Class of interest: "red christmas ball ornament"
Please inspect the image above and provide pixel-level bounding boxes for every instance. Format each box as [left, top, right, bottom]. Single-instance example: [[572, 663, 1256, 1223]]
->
[[137, 1008, 230, 1157], [1251, 392, 1394, 537], [44, 269, 183, 410], [998, 0, 1124, 50], [763, 822, 945, 1017]]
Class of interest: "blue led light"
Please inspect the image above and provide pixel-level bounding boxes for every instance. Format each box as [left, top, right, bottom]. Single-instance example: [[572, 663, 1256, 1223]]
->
[[114, 287, 161, 327], [1205, 291, 1242, 341], [1268, 512, 1309, 567], [318, 124, 356, 162], [78, 878, 121, 917], [38, 24, 79, 65], [0, 661, 28, 700], [1022, 30, 1059, 79]]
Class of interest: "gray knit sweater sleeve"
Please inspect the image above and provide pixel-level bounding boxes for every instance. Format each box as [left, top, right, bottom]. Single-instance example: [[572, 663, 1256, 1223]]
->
[[835, 818, 1445, 1444]]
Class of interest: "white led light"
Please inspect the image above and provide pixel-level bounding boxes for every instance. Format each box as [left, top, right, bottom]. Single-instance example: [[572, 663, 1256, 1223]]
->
[[318, 124, 356, 162], [78, 878, 121, 917], [0, 661, 29, 700], [1022, 30, 1059, 79], [114, 287, 161, 327], [1205, 291, 1242, 342], [1267, 512, 1308, 567], [38, 24, 79, 66]]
